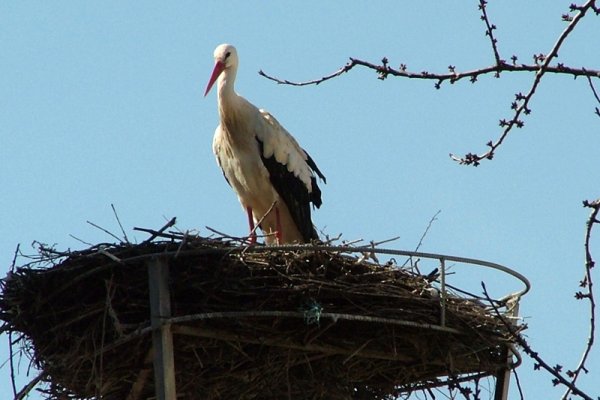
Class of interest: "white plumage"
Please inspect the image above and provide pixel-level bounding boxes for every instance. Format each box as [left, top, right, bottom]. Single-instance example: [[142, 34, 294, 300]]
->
[[204, 44, 325, 244]]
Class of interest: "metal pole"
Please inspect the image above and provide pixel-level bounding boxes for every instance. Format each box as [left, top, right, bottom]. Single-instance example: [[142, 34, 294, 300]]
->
[[495, 298, 520, 400], [148, 257, 177, 400], [439, 258, 446, 327]]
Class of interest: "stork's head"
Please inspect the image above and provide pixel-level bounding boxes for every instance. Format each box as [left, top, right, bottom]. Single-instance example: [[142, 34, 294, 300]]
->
[[204, 44, 238, 97]]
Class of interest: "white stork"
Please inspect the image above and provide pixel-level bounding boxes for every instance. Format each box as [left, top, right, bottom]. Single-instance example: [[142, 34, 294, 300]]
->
[[204, 44, 326, 245]]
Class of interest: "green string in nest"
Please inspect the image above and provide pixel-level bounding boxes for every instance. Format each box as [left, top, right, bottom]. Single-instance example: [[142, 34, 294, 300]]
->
[[300, 299, 323, 326]]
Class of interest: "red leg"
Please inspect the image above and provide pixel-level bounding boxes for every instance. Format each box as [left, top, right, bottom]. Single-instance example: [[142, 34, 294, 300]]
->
[[246, 206, 257, 244], [275, 207, 282, 244]]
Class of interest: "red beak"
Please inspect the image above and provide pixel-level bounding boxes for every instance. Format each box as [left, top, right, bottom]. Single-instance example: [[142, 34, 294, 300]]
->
[[204, 61, 226, 97]]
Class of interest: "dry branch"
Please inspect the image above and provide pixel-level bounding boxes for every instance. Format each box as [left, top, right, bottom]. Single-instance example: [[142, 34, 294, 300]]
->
[[259, 0, 599, 167], [561, 199, 600, 399]]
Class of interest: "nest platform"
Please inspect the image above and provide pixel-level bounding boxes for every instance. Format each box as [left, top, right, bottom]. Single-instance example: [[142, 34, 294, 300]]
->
[[0, 232, 526, 399]]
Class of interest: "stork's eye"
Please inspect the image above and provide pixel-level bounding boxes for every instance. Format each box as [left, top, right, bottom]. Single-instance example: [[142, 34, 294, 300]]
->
[[225, 51, 231, 59]]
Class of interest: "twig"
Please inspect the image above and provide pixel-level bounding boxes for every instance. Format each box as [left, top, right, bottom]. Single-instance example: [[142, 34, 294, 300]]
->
[[249, 200, 278, 242], [9, 243, 20, 273], [9, 331, 17, 399], [259, 60, 356, 87], [585, 75, 600, 117], [479, 0, 501, 65], [513, 369, 525, 400], [97, 248, 123, 263], [69, 234, 94, 246], [204, 226, 252, 243], [135, 217, 176, 244], [111, 204, 130, 244], [342, 339, 373, 365], [341, 238, 364, 246], [15, 371, 45, 400], [414, 210, 441, 254], [586, 75, 600, 105], [320, 232, 343, 245], [132, 227, 183, 241], [370, 236, 401, 247], [126, 348, 153, 400], [481, 282, 593, 400], [104, 276, 124, 336], [174, 230, 189, 258], [402, 210, 441, 269], [87, 220, 123, 243]]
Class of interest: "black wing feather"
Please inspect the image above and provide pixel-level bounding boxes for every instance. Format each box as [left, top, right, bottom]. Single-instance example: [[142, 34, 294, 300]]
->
[[257, 139, 325, 242], [306, 153, 326, 184]]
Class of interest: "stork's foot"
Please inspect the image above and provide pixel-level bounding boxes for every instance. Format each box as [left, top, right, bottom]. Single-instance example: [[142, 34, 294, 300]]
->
[[246, 206, 258, 245], [275, 207, 282, 245], [246, 232, 257, 245]]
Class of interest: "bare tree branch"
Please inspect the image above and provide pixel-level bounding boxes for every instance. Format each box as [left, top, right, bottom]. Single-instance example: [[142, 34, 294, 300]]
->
[[259, 61, 356, 87], [259, 0, 599, 166], [111, 204, 130, 244], [134, 216, 176, 244], [15, 371, 46, 400], [479, 0, 502, 65], [452, 0, 599, 166], [562, 198, 600, 399], [260, 57, 600, 88], [585, 75, 600, 117]]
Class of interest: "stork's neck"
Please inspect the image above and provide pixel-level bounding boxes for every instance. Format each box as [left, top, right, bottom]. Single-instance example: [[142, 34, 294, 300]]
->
[[216, 67, 252, 142], [216, 68, 240, 113]]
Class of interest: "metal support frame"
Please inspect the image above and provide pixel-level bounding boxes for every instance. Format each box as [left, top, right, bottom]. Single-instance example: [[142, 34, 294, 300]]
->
[[131, 244, 531, 298], [439, 258, 446, 327], [148, 257, 177, 400], [133, 244, 529, 399], [494, 298, 521, 400]]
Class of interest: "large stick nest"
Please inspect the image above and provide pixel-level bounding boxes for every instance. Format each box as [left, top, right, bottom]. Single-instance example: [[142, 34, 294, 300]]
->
[[0, 232, 523, 399]]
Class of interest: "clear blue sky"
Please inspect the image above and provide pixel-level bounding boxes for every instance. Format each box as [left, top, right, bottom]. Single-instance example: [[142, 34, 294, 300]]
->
[[1, 2, 598, 398]]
